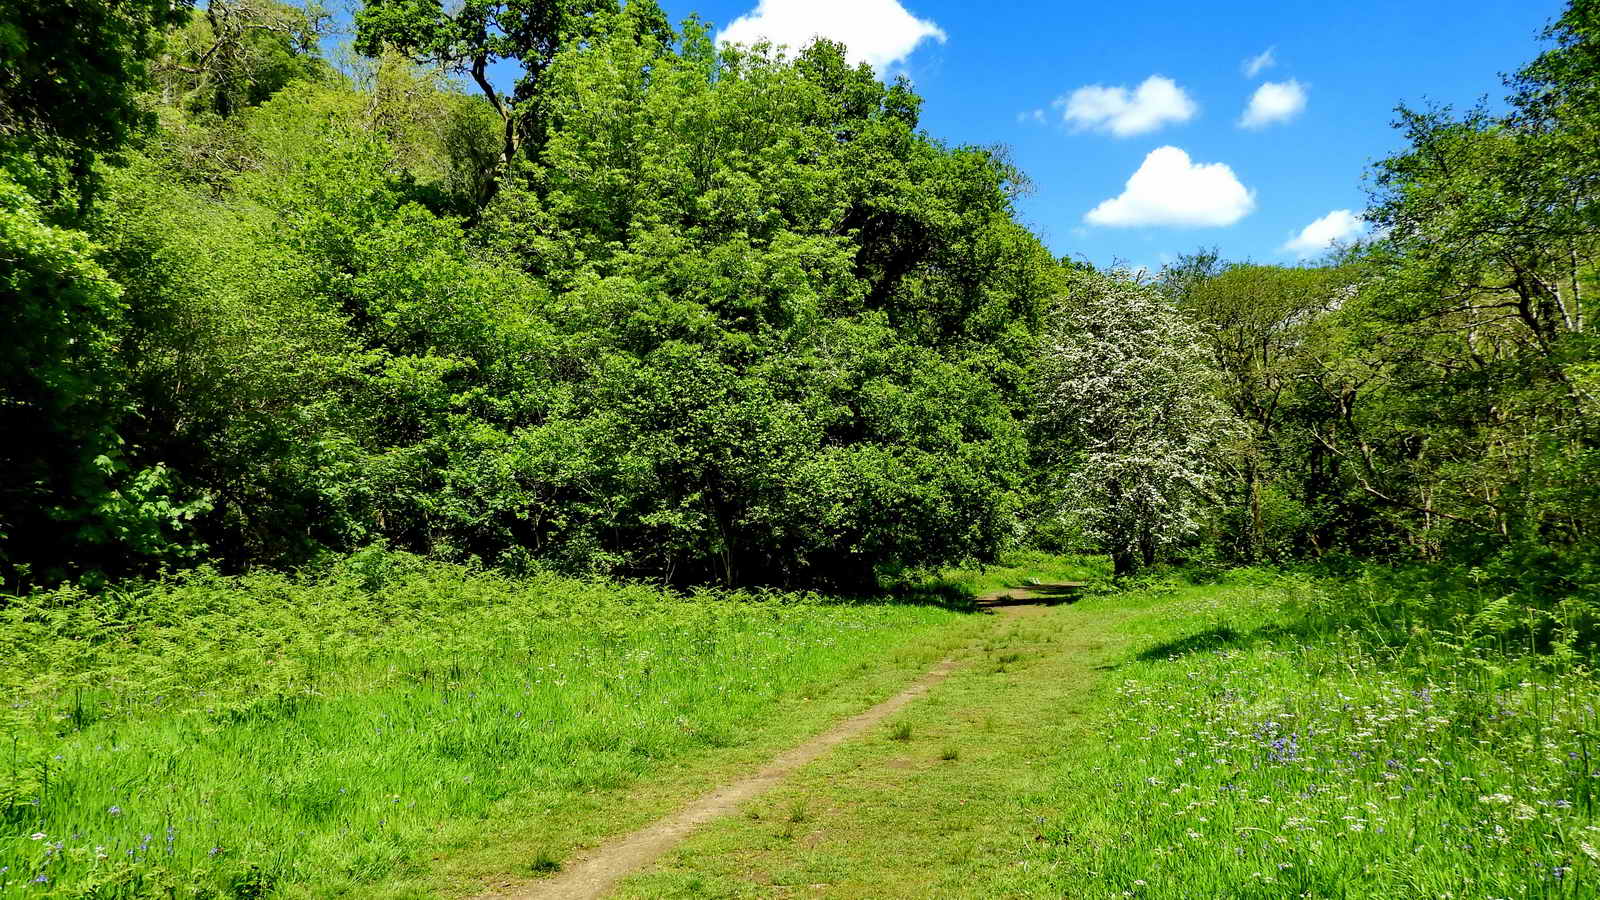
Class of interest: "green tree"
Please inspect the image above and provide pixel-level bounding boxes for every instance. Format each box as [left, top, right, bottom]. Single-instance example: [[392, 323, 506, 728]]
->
[[353, 0, 669, 176], [152, 0, 330, 118], [0, 0, 192, 209], [1171, 259, 1356, 560], [0, 172, 209, 579]]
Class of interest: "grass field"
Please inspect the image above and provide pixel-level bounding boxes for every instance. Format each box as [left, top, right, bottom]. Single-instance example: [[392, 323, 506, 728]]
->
[[619, 569, 1600, 898], [0, 551, 994, 898], [10, 554, 1597, 898]]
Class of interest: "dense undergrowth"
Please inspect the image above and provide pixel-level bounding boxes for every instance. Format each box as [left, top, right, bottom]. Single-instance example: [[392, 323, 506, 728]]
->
[[1018, 567, 1600, 898], [0, 551, 966, 897]]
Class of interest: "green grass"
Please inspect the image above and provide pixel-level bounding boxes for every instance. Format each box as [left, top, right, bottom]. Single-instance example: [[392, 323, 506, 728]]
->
[[892, 550, 1108, 607], [1009, 570, 1600, 898], [15, 554, 1596, 898], [0, 552, 976, 898], [619, 566, 1600, 898]]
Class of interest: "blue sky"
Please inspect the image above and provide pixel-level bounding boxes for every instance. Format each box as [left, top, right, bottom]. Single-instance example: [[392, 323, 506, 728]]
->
[[640, 0, 1566, 269]]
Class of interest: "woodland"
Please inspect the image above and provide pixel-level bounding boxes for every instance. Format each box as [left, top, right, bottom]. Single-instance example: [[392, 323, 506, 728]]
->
[[2, 0, 1596, 598]]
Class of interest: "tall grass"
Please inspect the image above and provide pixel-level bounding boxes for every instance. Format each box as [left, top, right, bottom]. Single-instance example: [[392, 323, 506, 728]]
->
[[0, 551, 962, 897], [1014, 568, 1600, 897]]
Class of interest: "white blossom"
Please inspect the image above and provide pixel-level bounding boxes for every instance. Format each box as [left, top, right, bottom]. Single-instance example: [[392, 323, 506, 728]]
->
[[1037, 270, 1240, 574]]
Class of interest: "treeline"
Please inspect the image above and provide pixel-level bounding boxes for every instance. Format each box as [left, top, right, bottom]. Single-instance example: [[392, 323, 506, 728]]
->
[[1029, 2, 1600, 600], [2, 0, 1056, 588], [1173, 0, 1599, 593], [2, 0, 1598, 598]]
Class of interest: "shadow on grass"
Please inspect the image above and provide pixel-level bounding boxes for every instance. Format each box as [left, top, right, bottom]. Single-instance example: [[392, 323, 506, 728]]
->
[[1134, 622, 1305, 662], [885, 582, 982, 612], [1137, 625, 1247, 661], [976, 583, 1086, 611], [865, 581, 1088, 613]]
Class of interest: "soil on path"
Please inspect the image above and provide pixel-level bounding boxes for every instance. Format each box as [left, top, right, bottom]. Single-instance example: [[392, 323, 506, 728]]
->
[[476, 584, 1080, 900]]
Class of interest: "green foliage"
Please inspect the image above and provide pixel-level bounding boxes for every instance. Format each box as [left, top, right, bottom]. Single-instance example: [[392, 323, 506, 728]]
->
[[1140, 0, 1600, 586], [0, 172, 209, 581], [352, 0, 668, 189], [1343, 1, 1600, 565], [1170, 260, 1360, 562], [1, 10, 1054, 588], [8, 0, 1599, 600], [0, 552, 961, 896], [152, 0, 330, 119], [0, 0, 191, 209], [1304, 554, 1600, 657], [484, 32, 1049, 585]]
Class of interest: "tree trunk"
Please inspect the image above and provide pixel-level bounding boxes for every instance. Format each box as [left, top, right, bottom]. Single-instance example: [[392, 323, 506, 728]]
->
[[1247, 457, 1264, 562], [1112, 544, 1138, 579]]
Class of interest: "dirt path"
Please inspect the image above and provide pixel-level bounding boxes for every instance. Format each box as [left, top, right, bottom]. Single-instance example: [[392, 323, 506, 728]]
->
[[479, 586, 1077, 900]]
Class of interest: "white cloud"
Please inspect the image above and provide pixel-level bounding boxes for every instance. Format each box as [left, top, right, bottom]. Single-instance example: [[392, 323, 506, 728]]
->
[[1282, 209, 1365, 257], [1242, 47, 1276, 78], [1085, 146, 1255, 228], [1240, 79, 1308, 129], [1017, 108, 1047, 125], [717, 0, 946, 71], [1056, 76, 1198, 138]]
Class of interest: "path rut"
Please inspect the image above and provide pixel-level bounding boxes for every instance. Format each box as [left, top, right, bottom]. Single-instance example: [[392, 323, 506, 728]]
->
[[478, 585, 1078, 900]]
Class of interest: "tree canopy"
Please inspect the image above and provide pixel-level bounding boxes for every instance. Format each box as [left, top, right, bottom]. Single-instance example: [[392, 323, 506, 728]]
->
[[2, 0, 1599, 598]]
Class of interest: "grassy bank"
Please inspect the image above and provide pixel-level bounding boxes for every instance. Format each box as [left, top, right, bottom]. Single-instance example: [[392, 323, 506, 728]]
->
[[0, 552, 976, 898], [1012, 570, 1600, 897], [620, 567, 1600, 898]]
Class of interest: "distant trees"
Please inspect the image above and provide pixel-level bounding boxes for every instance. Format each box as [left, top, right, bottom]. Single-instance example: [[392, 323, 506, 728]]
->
[[153, 0, 331, 117], [1125, 0, 1600, 586], [353, 0, 669, 180], [1036, 270, 1237, 577], [1168, 259, 1357, 562], [1350, 0, 1600, 558]]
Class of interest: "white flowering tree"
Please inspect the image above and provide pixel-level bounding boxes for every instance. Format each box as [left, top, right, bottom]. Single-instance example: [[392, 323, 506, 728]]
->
[[1037, 269, 1239, 577]]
